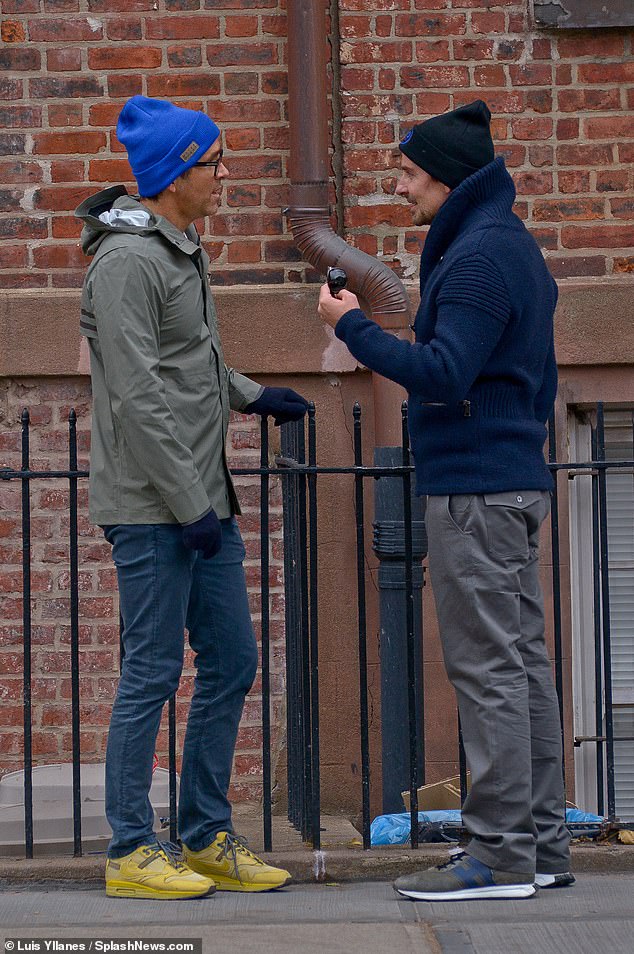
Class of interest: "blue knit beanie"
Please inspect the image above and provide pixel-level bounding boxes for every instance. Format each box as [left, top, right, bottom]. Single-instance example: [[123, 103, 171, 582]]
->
[[117, 95, 221, 197]]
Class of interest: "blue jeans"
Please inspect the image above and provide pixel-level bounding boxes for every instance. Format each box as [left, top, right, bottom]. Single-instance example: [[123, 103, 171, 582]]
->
[[103, 518, 259, 859]]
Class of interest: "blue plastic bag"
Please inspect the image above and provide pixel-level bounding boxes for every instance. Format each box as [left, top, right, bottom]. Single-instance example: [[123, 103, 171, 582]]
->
[[371, 810, 462, 846], [564, 808, 604, 837], [370, 808, 605, 846]]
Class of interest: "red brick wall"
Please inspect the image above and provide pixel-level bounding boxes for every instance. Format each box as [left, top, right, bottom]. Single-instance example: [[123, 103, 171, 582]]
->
[[338, 1, 634, 281], [0, 0, 295, 290], [1, 1, 633, 289], [0, 380, 286, 803], [1, 0, 633, 808]]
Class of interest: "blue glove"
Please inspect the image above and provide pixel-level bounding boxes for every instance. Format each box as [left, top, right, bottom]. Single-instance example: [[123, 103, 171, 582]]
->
[[182, 509, 222, 560], [245, 387, 309, 426]]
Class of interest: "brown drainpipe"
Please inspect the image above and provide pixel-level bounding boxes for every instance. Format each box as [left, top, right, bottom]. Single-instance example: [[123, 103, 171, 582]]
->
[[286, 2, 426, 816], [285, 0, 412, 445]]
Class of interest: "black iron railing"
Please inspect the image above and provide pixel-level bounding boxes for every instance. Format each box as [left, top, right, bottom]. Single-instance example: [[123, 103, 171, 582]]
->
[[0, 401, 632, 857]]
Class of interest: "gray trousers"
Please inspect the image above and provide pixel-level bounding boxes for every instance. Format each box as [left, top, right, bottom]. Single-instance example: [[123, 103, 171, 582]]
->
[[426, 491, 570, 875]]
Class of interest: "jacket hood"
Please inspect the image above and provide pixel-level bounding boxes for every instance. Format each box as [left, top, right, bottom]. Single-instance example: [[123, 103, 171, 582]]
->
[[75, 185, 200, 258]]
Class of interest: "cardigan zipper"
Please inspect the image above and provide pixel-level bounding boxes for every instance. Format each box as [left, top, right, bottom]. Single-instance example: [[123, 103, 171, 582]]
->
[[422, 400, 471, 418]]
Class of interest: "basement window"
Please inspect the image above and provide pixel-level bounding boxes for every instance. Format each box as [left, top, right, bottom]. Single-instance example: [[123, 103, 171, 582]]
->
[[533, 0, 634, 28]]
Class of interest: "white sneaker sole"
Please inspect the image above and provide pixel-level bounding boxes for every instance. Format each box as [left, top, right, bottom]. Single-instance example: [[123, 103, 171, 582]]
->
[[396, 883, 537, 901], [535, 872, 575, 888]]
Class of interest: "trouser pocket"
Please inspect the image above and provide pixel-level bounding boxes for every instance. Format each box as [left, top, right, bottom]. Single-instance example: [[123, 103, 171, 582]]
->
[[447, 493, 474, 534], [483, 490, 547, 559]]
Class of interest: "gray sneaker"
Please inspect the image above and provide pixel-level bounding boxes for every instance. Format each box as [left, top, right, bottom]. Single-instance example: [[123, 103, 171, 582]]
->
[[394, 851, 536, 901], [535, 871, 575, 888]]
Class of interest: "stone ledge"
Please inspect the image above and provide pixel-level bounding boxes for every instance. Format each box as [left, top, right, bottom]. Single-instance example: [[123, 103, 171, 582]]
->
[[0, 843, 631, 887], [1, 282, 634, 378]]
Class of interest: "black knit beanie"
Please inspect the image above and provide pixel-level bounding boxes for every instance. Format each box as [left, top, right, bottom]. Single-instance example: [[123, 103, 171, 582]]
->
[[399, 100, 494, 189]]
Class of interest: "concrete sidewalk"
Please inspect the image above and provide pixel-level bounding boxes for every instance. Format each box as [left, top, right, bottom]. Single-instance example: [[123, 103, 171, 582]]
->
[[1, 876, 633, 954]]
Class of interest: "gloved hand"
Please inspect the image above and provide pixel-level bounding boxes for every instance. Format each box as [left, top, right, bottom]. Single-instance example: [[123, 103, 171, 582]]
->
[[181, 509, 222, 560], [245, 386, 310, 426]]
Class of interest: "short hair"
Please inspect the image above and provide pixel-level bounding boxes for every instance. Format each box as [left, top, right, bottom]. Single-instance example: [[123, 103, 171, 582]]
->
[[140, 166, 193, 201]]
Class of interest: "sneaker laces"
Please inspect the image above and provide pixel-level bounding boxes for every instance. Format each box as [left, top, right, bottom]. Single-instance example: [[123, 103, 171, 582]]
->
[[146, 841, 190, 874], [220, 833, 265, 883], [436, 850, 467, 872]]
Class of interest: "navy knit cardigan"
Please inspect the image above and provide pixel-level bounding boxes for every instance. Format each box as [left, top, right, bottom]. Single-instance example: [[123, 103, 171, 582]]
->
[[335, 157, 558, 496]]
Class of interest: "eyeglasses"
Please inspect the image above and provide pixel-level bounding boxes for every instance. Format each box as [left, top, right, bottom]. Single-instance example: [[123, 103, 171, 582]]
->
[[192, 150, 224, 177]]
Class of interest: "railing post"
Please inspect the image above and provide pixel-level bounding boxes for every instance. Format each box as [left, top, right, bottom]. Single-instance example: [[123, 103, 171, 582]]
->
[[401, 403, 420, 848], [20, 408, 34, 859], [260, 415, 272, 852], [68, 409, 83, 856], [280, 420, 312, 839], [372, 420, 427, 815], [352, 403, 371, 848], [548, 412, 566, 784], [307, 403, 321, 850], [168, 696, 177, 844]]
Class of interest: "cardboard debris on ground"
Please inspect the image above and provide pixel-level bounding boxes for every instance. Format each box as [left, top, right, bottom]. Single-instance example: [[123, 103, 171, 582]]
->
[[401, 773, 471, 812]]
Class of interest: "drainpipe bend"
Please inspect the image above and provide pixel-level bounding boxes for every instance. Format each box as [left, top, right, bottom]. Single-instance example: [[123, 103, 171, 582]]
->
[[285, 0, 412, 443], [286, 209, 412, 326]]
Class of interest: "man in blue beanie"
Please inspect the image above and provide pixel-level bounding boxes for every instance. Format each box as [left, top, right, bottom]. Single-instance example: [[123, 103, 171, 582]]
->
[[318, 100, 573, 900], [76, 95, 307, 900]]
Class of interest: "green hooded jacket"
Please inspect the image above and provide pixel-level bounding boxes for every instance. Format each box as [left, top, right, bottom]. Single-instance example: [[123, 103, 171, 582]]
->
[[75, 185, 263, 526]]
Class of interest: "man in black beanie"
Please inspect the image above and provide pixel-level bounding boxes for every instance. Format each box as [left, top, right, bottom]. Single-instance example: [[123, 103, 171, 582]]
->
[[318, 100, 572, 900], [400, 99, 495, 195]]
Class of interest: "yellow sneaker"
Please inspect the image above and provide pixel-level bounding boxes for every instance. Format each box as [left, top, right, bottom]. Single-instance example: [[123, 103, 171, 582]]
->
[[105, 843, 216, 900], [183, 832, 292, 892]]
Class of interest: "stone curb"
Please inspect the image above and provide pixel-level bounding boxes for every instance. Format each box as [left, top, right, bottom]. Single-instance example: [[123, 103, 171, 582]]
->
[[0, 844, 632, 887]]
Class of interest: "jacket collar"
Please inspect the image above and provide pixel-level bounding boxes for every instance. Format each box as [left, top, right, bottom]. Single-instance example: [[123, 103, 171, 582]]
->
[[76, 186, 201, 258], [419, 157, 517, 287], [115, 194, 201, 256]]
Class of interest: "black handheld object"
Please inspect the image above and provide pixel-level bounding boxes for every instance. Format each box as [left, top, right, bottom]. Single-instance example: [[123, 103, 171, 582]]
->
[[327, 266, 348, 297]]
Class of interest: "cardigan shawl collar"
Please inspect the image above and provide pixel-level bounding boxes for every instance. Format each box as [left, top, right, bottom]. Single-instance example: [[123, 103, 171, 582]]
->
[[419, 157, 517, 292]]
